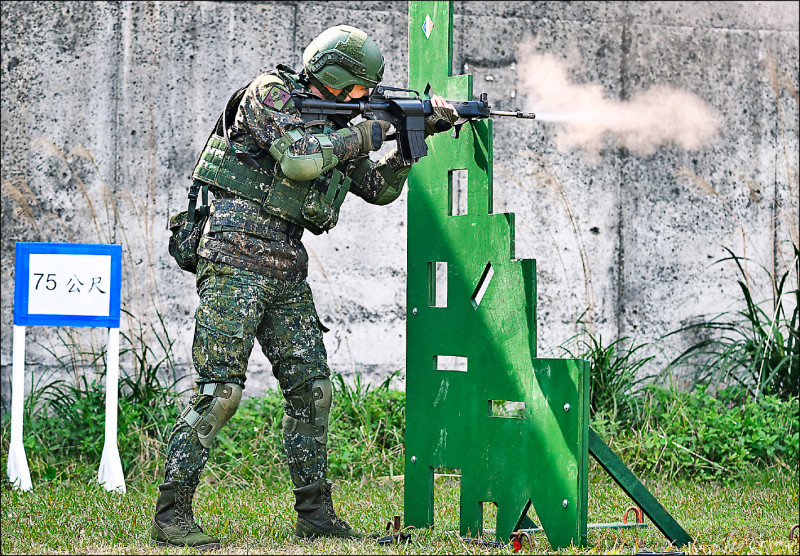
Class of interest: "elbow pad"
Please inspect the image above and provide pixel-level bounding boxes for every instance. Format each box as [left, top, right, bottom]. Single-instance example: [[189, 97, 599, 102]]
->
[[269, 129, 339, 181], [372, 164, 411, 205]]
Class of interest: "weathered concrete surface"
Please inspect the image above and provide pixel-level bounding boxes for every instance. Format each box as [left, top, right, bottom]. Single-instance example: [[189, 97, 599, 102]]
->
[[2, 1, 797, 403]]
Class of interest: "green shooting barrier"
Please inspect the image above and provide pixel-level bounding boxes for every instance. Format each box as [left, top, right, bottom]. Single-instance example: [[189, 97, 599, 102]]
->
[[403, 1, 589, 548], [403, 1, 692, 550]]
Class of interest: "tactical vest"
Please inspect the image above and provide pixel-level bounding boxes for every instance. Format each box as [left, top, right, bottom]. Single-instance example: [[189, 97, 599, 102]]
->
[[190, 67, 352, 236]]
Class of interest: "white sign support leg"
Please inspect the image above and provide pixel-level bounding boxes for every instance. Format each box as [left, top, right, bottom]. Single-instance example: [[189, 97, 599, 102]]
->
[[8, 325, 32, 491], [97, 327, 126, 493]]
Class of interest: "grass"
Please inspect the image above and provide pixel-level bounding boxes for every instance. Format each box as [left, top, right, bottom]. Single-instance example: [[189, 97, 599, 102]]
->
[[1, 364, 406, 488], [1, 470, 797, 554], [560, 331, 656, 423], [4, 357, 796, 553], [2, 240, 794, 553], [667, 245, 799, 402], [591, 386, 799, 482]]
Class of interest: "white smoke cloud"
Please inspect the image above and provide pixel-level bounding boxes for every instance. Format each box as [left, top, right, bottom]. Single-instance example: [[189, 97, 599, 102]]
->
[[516, 42, 721, 158]]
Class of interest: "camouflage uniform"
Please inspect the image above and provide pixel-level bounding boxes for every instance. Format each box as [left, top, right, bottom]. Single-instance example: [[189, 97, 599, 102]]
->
[[162, 66, 412, 492], [154, 24, 458, 546]]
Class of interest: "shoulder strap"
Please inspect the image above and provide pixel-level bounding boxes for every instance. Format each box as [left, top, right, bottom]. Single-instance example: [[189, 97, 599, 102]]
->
[[187, 82, 250, 183], [183, 84, 250, 228], [221, 85, 263, 170], [184, 179, 209, 231], [275, 64, 303, 90]]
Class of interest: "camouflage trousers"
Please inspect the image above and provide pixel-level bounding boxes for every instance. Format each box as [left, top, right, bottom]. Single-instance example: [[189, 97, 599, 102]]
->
[[163, 258, 330, 489]]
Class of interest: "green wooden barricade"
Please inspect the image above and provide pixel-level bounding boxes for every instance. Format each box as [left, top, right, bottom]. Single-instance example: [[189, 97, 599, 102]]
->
[[403, 1, 692, 550]]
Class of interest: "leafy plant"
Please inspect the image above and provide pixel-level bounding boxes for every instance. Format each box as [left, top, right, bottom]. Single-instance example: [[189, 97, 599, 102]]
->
[[595, 385, 800, 482], [205, 394, 287, 486], [197, 370, 407, 485], [561, 332, 655, 422], [328, 371, 405, 479], [118, 308, 187, 445], [0, 309, 186, 483], [667, 244, 799, 400]]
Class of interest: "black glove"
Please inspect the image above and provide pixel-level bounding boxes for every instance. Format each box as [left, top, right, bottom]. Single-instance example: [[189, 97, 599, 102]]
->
[[424, 105, 458, 137], [353, 120, 392, 152]]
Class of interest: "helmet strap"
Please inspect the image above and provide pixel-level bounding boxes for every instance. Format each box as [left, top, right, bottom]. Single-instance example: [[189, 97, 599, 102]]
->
[[334, 84, 355, 101], [304, 70, 356, 102]]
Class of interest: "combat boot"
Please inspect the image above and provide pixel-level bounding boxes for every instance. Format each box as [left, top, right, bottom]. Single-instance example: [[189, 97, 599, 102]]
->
[[150, 481, 221, 550], [293, 478, 374, 539]]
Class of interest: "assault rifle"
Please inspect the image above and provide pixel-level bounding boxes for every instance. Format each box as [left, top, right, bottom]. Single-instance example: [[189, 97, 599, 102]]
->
[[291, 86, 535, 165]]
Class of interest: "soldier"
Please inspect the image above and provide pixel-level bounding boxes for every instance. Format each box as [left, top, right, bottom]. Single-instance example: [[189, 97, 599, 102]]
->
[[152, 25, 457, 549]]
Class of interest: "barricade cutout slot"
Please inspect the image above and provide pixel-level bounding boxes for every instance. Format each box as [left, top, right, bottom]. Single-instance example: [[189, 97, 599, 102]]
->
[[427, 261, 448, 307], [435, 355, 468, 372], [432, 467, 461, 532], [489, 400, 526, 419], [470, 261, 494, 309], [480, 501, 498, 537], [449, 169, 468, 216]]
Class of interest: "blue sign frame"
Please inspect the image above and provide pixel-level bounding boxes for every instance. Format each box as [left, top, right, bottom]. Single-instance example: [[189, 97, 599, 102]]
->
[[14, 242, 122, 328]]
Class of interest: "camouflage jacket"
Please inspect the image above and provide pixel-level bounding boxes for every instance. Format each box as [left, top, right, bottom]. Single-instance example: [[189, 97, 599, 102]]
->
[[197, 67, 412, 281]]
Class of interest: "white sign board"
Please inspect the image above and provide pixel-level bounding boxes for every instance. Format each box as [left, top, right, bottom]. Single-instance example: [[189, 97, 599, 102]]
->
[[15, 243, 121, 327], [10, 243, 125, 493]]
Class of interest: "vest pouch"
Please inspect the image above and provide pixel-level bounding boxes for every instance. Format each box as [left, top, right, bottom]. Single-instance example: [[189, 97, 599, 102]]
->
[[300, 188, 337, 235], [259, 173, 309, 230], [192, 133, 354, 236], [300, 170, 352, 235], [168, 210, 208, 274]]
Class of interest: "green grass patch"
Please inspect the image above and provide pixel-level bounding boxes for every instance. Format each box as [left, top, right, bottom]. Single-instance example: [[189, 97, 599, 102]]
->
[[1, 470, 797, 554], [592, 385, 799, 482], [202, 372, 406, 486]]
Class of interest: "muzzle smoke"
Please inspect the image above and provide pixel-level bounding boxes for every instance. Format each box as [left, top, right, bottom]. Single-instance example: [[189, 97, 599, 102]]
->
[[516, 44, 720, 158]]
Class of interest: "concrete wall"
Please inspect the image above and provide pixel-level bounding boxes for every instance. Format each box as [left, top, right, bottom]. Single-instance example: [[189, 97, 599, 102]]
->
[[2, 1, 797, 403]]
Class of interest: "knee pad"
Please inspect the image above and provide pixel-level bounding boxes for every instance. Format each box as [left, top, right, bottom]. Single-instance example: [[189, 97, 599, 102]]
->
[[180, 382, 243, 448], [282, 378, 332, 444]]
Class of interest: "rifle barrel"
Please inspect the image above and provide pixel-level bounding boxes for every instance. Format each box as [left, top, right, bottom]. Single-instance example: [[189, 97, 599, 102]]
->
[[490, 110, 536, 119]]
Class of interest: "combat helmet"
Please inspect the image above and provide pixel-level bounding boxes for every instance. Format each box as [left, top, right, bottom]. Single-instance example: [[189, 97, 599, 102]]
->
[[303, 25, 385, 93]]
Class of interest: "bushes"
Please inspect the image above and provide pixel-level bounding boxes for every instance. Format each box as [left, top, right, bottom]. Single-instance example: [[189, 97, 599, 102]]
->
[[561, 333, 655, 423], [1, 369, 405, 487], [206, 372, 405, 484], [326, 372, 405, 480], [4, 363, 796, 487], [667, 245, 799, 400], [593, 385, 799, 481], [7, 359, 794, 487], [565, 328, 799, 482], [1, 373, 179, 484], [580, 243, 799, 481]]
